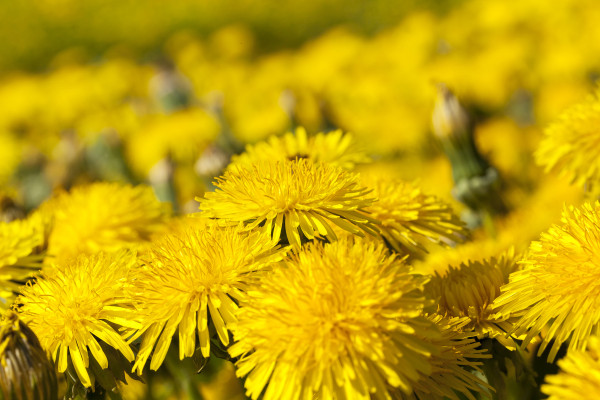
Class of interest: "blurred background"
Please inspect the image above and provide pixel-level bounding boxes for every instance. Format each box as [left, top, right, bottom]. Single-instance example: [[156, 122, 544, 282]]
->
[[1, 0, 597, 217]]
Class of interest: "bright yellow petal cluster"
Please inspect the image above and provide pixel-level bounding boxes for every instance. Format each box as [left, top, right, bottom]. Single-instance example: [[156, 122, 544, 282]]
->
[[229, 237, 439, 400], [230, 127, 370, 171], [494, 202, 600, 361], [536, 90, 600, 196], [18, 251, 140, 388], [364, 178, 467, 256], [397, 316, 491, 400], [46, 182, 169, 262], [199, 159, 378, 248], [131, 221, 287, 374], [426, 250, 521, 349], [542, 336, 600, 400], [0, 213, 45, 309]]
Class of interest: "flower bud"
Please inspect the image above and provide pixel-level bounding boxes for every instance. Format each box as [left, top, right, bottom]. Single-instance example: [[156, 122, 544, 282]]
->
[[0, 312, 58, 400], [432, 83, 470, 141], [432, 84, 507, 223]]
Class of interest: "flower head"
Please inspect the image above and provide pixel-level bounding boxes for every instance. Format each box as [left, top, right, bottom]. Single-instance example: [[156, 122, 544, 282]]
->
[[536, 90, 600, 196], [542, 336, 600, 400], [230, 127, 370, 171], [364, 178, 467, 256], [0, 312, 58, 400], [494, 202, 600, 361], [131, 222, 287, 374], [198, 159, 378, 248], [46, 182, 169, 262], [426, 250, 521, 349], [229, 237, 440, 400], [18, 251, 140, 387]]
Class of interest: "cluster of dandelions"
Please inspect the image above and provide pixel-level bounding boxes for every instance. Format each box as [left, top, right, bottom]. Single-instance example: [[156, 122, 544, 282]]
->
[[0, 127, 498, 400], [4, 119, 600, 400]]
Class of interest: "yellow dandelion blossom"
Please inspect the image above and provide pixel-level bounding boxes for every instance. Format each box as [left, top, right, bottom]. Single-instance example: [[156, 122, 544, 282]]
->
[[230, 127, 371, 170], [536, 90, 600, 195], [494, 202, 600, 361], [131, 222, 287, 374], [542, 336, 600, 400], [198, 159, 378, 248], [0, 312, 58, 400], [46, 182, 169, 262], [229, 237, 440, 400], [426, 250, 521, 349], [364, 178, 467, 256], [397, 316, 491, 400], [18, 251, 140, 388], [0, 213, 45, 309]]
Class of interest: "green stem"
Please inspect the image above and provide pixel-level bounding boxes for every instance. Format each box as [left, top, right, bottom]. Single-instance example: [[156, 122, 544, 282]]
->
[[164, 348, 205, 400]]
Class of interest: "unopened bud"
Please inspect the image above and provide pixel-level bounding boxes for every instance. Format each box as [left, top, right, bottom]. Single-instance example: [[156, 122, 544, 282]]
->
[[0, 312, 58, 400], [432, 84, 507, 223], [432, 84, 470, 140]]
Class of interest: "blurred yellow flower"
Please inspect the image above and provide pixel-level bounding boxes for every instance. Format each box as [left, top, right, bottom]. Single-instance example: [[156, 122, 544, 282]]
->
[[364, 178, 467, 256], [230, 127, 370, 171], [18, 251, 140, 388], [536, 90, 600, 196], [126, 109, 220, 177], [494, 202, 600, 361], [46, 182, 169, 262], [131, 222, 286, 374], [199, 159, 378, 248], [229, 237, 439, 399], [542, 336, 600, 400]]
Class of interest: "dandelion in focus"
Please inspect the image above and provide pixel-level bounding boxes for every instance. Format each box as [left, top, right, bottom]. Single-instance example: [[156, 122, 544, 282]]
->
[[199, 159, 378, 248], [18, 251, 140, 388], [364, 178, 467, 256], [230, 127, 370, 170], [229, 237, 439, 400], [131, 222, 287, 374], [494, 202, 600, 361], [426, 250, 521, 349]]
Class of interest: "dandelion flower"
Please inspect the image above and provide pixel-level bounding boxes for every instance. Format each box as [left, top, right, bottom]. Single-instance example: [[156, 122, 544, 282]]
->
[[46, 182, 169, 262], [542, 336, 600, 400], [536, 91, 600, 195], [18, 251, 140, 388], [364, 178, 467, 256], [0, 213, 45, 309], [131, 222, 287, 374], [230, 127, 370, 170], [426, 250, 521, 349], [229, 237, 439, 400], [198, 159, 378, 248], [494, 202, 600, 361], [0, 312, 58, 400]]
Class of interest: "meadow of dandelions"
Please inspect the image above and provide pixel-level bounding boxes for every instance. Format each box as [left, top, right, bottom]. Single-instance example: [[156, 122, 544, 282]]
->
[[3, 1, 600, 400]]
